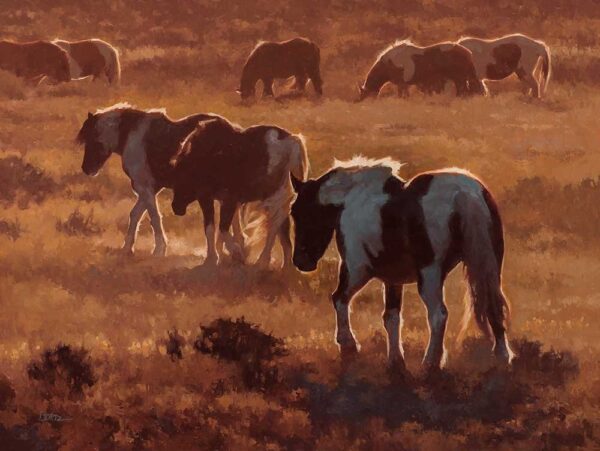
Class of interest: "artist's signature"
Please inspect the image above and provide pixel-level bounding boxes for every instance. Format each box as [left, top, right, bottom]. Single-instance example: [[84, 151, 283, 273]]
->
[[39, 413, 71, 422]]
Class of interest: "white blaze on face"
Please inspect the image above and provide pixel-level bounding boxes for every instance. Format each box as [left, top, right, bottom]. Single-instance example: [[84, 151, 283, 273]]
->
[[419, 172, 488, 257], [320, 166, 392, 285]]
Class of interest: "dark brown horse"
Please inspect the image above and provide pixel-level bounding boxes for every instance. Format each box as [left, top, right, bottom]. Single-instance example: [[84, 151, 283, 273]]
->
[[0, 40, 71, 84], [237, 37, 323, 99], [358, 40, 486, 100]]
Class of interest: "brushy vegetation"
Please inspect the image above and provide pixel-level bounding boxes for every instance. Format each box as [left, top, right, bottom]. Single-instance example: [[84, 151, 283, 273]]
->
[[0, 0, 600, 449]]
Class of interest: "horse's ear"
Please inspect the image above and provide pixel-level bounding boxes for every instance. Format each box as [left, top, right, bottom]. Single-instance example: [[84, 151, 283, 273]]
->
[[87, 112, 93, 119], [290, 173, 304, 192]]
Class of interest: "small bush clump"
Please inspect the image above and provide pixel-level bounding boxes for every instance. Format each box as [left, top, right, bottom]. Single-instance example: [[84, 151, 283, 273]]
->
[[56, 209, 103, 236], [27, 343, 96, 397], [0, 218, 23, 241], [194, 317, 288, 390], [0, 156, 56, 207]]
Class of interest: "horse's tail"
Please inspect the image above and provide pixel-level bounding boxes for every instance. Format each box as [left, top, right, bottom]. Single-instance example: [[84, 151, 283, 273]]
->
[[104, 44, 121, 85], [458, 186, 511, 354], [539, 42, 551, 95]]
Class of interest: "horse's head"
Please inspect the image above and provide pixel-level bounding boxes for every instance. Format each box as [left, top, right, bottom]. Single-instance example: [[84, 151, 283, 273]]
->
[[76, 111, 118, 176], [290, 174, 340, 272], [357, 58, 392, 101]]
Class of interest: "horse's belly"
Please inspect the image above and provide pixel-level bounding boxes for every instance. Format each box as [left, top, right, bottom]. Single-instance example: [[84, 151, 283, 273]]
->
[[485, 63, 514, 80], [374, 252, 419, 284]]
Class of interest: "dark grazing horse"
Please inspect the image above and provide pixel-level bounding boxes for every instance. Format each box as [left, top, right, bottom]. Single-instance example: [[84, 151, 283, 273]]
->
[[53, 39, 121, 85], [290, 157, 513, 372], [0, 40, 71, 84], [358, 40, 486, 100], [75, 103, 246, 257], [237, 37, 323, 99], [458, 34, 551, 98], [170, 116, 308, 268]]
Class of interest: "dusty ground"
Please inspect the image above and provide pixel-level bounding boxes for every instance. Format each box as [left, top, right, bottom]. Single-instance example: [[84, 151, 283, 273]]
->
[[1, 0, 600, 449]]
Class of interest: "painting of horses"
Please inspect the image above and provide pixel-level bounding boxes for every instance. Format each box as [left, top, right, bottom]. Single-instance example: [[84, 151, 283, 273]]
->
[[0, 1, 599, 449]]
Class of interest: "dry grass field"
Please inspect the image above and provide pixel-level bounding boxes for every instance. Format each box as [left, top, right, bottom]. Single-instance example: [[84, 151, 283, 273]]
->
[[1, 0, 600, 449]]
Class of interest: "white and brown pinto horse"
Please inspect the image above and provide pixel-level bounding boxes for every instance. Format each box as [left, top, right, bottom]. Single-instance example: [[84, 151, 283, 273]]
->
[[76, 103, 237, 257], [458, 34, 551, 98], [170, 117, 308, 268], [290, 158, 513, 372], [53, 39, 121, 85], [358, 40, 486, 100], [0, 40, 71, 84]]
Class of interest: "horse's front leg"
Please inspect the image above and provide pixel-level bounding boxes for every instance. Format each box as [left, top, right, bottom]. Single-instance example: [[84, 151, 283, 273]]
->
[[139, 188, 167, 256], [418, 264, 448, 371], [383, 283, 405, 370], [122, 195, 147, 254], [332, 262, 370, 359], [199, 198, 217, 266], [262, 78, 275, 97]]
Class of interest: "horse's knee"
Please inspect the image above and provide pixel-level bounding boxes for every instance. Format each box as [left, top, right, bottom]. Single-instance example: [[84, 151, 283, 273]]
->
[[429, 305, 448, 331]]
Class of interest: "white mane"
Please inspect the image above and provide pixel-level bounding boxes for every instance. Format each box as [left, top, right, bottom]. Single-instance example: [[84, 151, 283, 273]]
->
[[377, 39, 414, 60], [94, 102, 167, 116], [332, 155, 404, 176]]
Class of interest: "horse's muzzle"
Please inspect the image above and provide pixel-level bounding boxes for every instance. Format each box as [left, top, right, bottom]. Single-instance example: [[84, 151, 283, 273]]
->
[[293, 253, 317, 272], [172, 202, 187, 216]]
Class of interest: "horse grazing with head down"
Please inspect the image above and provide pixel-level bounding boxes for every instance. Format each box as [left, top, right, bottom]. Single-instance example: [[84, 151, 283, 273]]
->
[[237, 37, 323, 100], [358, 40, 486, 100], [457, 33, 551, 98], [53, 39, 121, 85], [290, 157, 513, 372], [76, 103, 246, 257], [170, 116, 308, 268], [0, 40, 71, 84]]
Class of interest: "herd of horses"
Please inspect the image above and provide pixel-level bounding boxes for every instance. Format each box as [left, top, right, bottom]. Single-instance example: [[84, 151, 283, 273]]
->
[[1, 33, 549, 99], [4, 32, 546, 373]]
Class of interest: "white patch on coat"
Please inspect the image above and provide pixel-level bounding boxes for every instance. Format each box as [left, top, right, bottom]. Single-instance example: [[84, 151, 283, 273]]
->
[[265, 129, 288, 175], [52, 40, 83, 79], [121, 117, 154, 189], [319, 166, 392, 286], [418, 171, 488, 258], [381, 42, 425, 82]]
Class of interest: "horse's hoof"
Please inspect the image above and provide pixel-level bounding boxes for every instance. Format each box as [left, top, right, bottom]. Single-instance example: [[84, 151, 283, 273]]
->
[[387, 357, 407, 374], [120, 247, 134, 256], [152, 248, 167, 257], [339, 344, 359, 361], [204, 255, 218, 267]]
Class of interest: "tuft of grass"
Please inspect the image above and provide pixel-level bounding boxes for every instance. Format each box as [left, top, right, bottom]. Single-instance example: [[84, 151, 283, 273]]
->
[[56, 209, 103, 237]]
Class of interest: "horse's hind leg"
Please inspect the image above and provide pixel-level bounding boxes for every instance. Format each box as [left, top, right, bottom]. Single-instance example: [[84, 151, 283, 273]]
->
[[418, 264, 448, 370], [141, 190, 168, 256], [232, 207, 246, 258], [383, 283, 405, 370], [219, 201, 245, 262], [516, 67, 540, 98], [262, 78, 275, 97], [278, 216, 293, 270], [122, 196, 147, 254]]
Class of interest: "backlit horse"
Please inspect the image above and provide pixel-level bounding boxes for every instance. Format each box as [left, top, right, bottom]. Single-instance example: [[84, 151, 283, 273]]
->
[[457, 34, 551, 98], [237, 37, 323, 99], [358, 40, 486, 100], [290, 157, 513, 372], [0, 40, 71, 84], [76, 103, 245, 257], [53, 39, 121, 85], [171, 116, 308, 268]]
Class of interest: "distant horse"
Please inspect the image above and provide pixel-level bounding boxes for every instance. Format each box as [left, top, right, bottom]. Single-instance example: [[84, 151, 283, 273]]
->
[[237, 37, 323, 100], [457, 34, 551, 98], [53, 39, 121, 85], [290, 157, 513, 371], [170, 116, 308, 268], [358, 40, 486, 100], [76, 103, 245, 257], [0, 40, 71, 84]]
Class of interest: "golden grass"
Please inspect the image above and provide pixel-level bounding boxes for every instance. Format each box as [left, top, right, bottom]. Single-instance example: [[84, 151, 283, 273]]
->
[[1, 0, 600, 449]]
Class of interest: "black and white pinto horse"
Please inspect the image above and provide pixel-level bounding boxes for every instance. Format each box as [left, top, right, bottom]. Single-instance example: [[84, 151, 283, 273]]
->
[[76, 103, 245, 256], [290, 157, 513, 371], [170, 116, 309, 268]]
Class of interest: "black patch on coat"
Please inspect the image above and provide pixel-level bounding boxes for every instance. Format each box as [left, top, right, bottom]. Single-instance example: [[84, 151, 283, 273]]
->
[[486, 43, 522, 80]]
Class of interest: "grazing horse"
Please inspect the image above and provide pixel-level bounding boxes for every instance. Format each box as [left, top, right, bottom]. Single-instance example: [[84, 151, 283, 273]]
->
[[0, 40, 71, 84], [358, 40, 486, 100], [53, 39, 121, 85], [170, 116, 308, 268], [457, 34, 550, 98], [237, 37, 323, 99], [76, 103, 245, 257], [290, 157, 513, 371]]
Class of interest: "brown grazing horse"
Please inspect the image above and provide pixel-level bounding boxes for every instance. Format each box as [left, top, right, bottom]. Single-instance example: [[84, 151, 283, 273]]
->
[[237, 37, 323, 99], [457, 34, 551, 98], [171, 117, 308, 268], [0, 40, 71, 84], [53, 39, 121, 85], [358, 40, 486, 100]]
